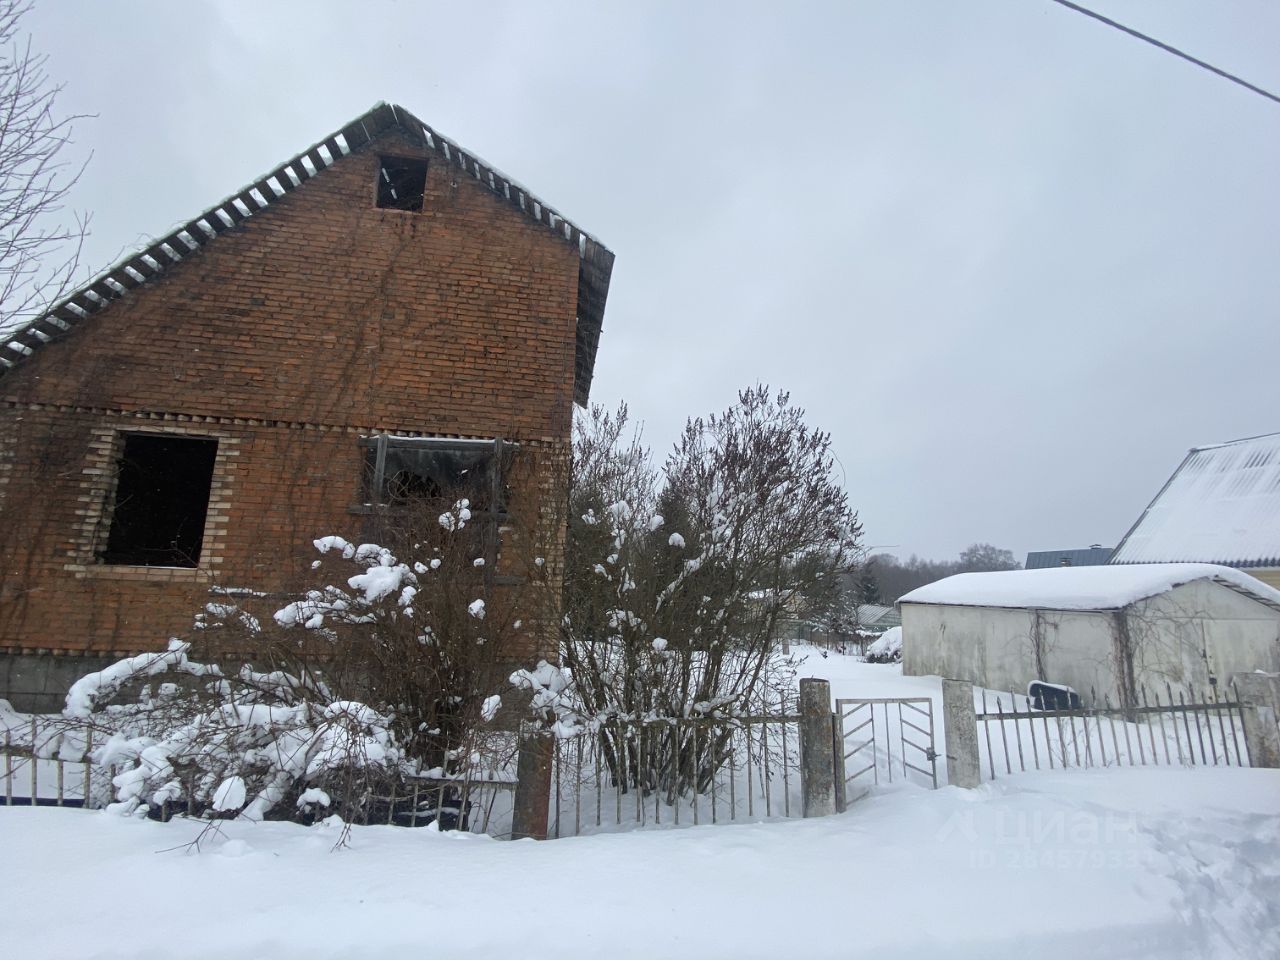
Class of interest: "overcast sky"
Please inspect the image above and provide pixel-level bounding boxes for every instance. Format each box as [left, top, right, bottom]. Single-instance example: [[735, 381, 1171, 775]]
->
[[22, 0, 1280, 564]]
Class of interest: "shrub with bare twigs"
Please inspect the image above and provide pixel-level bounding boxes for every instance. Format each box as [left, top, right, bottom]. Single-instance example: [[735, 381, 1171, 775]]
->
[[554, 387, 862, 801]]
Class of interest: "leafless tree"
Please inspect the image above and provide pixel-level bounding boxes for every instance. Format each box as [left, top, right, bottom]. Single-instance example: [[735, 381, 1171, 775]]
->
[[0, 0, 89, 335], [559, 387, 862, 799], [867, 541, 1021, 603]]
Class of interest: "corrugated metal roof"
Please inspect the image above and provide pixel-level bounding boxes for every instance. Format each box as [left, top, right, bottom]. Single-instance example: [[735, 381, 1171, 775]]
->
[[855, 604, 901, 627], [1111, 432, 1280, 568], [1025, 547, 1113, 569]]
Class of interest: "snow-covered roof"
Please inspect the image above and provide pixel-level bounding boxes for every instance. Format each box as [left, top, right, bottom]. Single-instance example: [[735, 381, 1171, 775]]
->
[[1111, 432, 1280, 568], [0, 102, 614, 406], [898, 563, 1280, 612]]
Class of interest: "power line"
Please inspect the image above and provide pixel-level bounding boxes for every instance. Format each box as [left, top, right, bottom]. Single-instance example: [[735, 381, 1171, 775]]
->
[[1047, 0, 1280, 106]]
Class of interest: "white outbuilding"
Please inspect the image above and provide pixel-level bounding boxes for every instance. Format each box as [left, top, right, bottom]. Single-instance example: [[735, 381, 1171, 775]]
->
[[899, 563, 1280, 706]]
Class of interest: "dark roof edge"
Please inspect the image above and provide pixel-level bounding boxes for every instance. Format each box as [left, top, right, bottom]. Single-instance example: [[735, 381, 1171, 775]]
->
[[1108, 446, 1196, 564], [1212, 576, 1280, 614], [0, 100, 614, 405], [1189, 429, 1280, 455]]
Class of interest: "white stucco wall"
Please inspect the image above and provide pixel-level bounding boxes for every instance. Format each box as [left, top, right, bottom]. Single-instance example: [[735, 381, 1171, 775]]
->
[[1128, 581, 1280, 692], [901, 578, 1280, 703]]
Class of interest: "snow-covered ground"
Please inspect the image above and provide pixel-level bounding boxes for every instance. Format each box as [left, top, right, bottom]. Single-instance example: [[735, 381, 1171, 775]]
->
[[2, 767, 1276, 959], [2, 649, 1278, 959]]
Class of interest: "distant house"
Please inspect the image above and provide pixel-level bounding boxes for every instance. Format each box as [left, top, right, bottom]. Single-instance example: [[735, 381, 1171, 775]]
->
[[1025, 545, 1113, 569], [899, 564, 1280, 706], [0, 102, 614, 711], [1111, 432, 1280, 590], [855, 604, 901, 633]]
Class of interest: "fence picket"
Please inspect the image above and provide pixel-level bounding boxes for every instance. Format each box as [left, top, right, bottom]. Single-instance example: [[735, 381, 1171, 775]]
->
[[691, 724, 699, 827], [1141, 686, 1163, 765], [1179, 689, 1198, 765], [1079, 702, 1093, 767], [575, 735, 583, 836], [761, 722, 772, 817], [780, 721, 790, 818], [1232, 681, 1251, 767], [1223, 684, 1242, 766], [996, 699, 1012, 774], [1042, 706, 1056, 770], [1091, 688, 1107, 767], [1166, 683, 1186, 764], [1118, 700, 1133, 766], [29, 717, 37, 801], [982, 690, 996, 779], [1211, 685, 1230, 766], [970, 684, 1249, 782], [1029, 696, 1042, 770], [1009, 691, 1026, 773]]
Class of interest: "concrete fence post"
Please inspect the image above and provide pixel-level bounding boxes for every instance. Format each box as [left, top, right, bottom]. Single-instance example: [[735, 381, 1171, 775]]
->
[[831, 709, 847, 814], [511, 726, 554, 840], [1231, 672, 1280, 769], [942, 679, 980, 788], [799, 677, 837, 817]]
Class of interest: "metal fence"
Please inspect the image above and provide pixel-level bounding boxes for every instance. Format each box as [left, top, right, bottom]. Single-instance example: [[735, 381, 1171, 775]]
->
[[2, 716, 104, 808], [550, 714, 802, 838], [0, 712, 521, 830], [975, 682, 1250, 781], [350, 770, 517, 835], [3, 711, 801, 837], [836, 697, 939, 801]]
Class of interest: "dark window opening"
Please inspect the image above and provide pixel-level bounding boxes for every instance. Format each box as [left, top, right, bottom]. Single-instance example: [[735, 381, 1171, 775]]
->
[[100, 434, 218, 567], [386, 469, 443, 503], [376, 156, 427, 211], [362, 437, 513, 514]]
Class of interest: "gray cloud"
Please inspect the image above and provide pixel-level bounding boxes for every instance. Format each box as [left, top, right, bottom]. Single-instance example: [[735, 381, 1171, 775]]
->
[[23, 0, 1280, 562]]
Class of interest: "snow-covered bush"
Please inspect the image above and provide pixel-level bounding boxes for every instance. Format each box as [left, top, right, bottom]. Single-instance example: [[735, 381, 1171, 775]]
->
[[865, 626, 903, 664], [66, 640, 401, 821], [71, 495, 534, 823]]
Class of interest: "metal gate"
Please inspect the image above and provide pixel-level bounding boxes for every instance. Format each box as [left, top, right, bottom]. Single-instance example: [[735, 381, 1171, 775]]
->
[[835, 697, 938, 801]]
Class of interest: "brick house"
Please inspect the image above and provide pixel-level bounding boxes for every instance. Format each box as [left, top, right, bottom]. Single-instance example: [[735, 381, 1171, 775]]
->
[[0, 102, 614, 712]]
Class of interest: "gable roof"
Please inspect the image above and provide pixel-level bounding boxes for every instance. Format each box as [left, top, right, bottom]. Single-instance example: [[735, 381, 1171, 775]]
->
[[1111, 432, 1280, 568], [898, 562, 1280, 613], [0, 102, 614, 406]]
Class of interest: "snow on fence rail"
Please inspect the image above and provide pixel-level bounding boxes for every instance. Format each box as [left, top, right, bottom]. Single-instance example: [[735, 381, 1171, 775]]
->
[[1, 715, 105, 808], [0, 710, 519, 830], [975, 683, 1250, 780], [550, 713, 802, 838]]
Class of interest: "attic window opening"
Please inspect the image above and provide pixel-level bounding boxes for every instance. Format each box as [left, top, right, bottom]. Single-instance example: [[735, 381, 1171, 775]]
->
[[377, 156, 427, 211], [99, 434, 218, 567], [362, 436, 513, 514]]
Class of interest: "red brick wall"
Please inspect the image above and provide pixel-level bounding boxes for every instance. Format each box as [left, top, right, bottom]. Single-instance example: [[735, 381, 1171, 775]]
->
[[0, 128, 580, 661]]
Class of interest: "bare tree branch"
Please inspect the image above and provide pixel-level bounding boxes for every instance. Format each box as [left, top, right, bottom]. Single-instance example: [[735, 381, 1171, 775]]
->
[[0, 0, 91, 336]]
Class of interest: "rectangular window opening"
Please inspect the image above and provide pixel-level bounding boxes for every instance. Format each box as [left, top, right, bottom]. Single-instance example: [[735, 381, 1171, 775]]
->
[[361, 437, 513, 515], [100, 434, 218, 567], [376, 156, 427, 211]]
